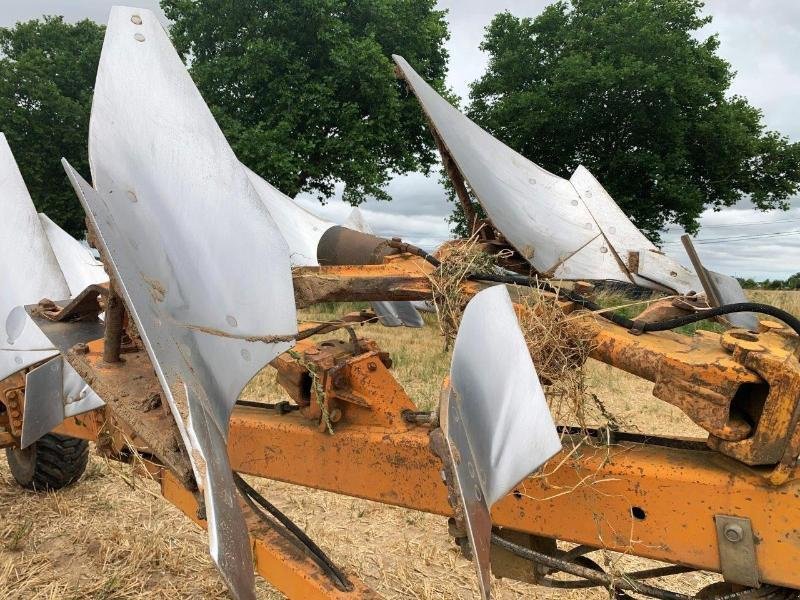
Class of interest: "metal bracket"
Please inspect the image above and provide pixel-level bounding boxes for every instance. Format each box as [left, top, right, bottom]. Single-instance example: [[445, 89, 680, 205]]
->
[[714, 514, 760, 587]]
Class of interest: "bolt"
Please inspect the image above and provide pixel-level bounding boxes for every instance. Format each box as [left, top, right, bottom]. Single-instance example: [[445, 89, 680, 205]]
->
[[73, 342, 89, 354], [367, 361, 377, 371], [329, 408, 342, 423], [724, 523, 744, 543], [10, 409, 20, 418], [12, 419, 21, 428], [131, 14, 142, 24]]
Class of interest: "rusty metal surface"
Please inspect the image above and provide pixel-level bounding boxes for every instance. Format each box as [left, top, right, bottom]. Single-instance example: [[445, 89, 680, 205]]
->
[[0, 372, 25, 438], [27, 284, 107, 323], [316, 226, 402, 267], [291, 262, 790, 460], [67, 340, 192, 482], [342, 208, 424, 328], [159, 468, 380, 599], [226, 407, 800, 589]]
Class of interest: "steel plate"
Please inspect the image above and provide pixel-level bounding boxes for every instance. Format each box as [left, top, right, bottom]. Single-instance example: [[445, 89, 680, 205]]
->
[[65, 7, 298, 598], [443, 284, 561, 599], [0, 134, 67, 380]]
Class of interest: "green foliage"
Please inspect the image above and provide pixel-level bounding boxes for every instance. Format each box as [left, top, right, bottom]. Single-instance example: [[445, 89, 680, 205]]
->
[[739, 273, 800, 290], [460, 0, 800, 240], [161, 0, 450, 204], [0, 17, 104, 237]]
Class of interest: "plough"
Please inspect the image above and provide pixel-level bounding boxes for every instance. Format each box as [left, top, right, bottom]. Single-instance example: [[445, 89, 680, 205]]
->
[[3, 7, 800, 600]]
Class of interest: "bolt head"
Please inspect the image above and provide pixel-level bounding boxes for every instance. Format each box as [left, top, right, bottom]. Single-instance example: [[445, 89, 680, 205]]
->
[[367, 362, 377, 371], [724, 523, 744, 543]]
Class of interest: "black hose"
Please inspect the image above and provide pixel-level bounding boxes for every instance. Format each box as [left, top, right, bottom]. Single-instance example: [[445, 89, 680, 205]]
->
[[233, 473, 352, 591], [394, 238, 800, 337], [491, 532, 690, 600], [540, 564, 693, 589], [492, 533, 787, 600], [469, 271, 800, 337]]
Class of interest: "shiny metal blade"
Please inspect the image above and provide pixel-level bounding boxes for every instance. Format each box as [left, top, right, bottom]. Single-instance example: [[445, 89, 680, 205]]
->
[[38, 213, 108, 296], [681, 235, 757, 330], [393, 55, 702, 294], [21, 355, 105, 449], [343, 208, 424, 328], [0, 133, 67, 381], [441, 284, 561, 599], [70, 7, 297, 598], [244, 165, 336, 266], [569, 166, 701, 292]]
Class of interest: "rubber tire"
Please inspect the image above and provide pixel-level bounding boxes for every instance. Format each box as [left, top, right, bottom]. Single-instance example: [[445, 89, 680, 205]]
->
[[5, 433, 89, 491]]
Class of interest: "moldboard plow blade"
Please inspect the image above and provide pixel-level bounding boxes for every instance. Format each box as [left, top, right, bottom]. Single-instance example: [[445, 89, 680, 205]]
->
[[21, 355, 105, 449], [392, 55, 707, 295], [243, 164, 337, 267], [438, 284, 561, 599], [0, 133, 70, 382], [1, 133, 107, 447], [62, 6, 297, 598]]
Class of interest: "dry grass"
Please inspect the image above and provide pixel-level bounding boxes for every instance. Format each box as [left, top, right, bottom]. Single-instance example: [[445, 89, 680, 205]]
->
[[4, 291, 798, 599]]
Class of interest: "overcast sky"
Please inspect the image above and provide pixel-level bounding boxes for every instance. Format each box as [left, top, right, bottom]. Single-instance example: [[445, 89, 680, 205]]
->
[[2, 1, 799, 279]]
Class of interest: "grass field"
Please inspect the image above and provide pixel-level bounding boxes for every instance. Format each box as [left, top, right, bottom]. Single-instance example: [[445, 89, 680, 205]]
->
[[1, 291, 796, 599]]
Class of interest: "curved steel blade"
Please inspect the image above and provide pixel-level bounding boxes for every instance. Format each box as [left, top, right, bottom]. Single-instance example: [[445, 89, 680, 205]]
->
[[569, 166, 700, 292], [73, 7, 297, 598], [0, 133, 68, 381], [393, 55, 701, 294], [39, 213, 108, 296], [343, 208, 424, 328], [441, 284, 560, 599], [21, 355, 105, 449], [244, 165, 335, 267]]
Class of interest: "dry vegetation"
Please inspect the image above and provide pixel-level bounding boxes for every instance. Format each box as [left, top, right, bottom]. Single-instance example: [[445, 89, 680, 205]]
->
[[2, 291, 796, 599]]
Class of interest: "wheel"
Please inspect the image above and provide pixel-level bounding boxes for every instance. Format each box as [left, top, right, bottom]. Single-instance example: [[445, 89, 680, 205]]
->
[[5, 433, 89, 491]]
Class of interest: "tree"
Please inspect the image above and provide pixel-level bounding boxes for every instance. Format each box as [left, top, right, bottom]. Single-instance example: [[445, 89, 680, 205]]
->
[[0, 17, 105, 237], [161, 0, 450, 204], [463, 0, 800, 240]]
